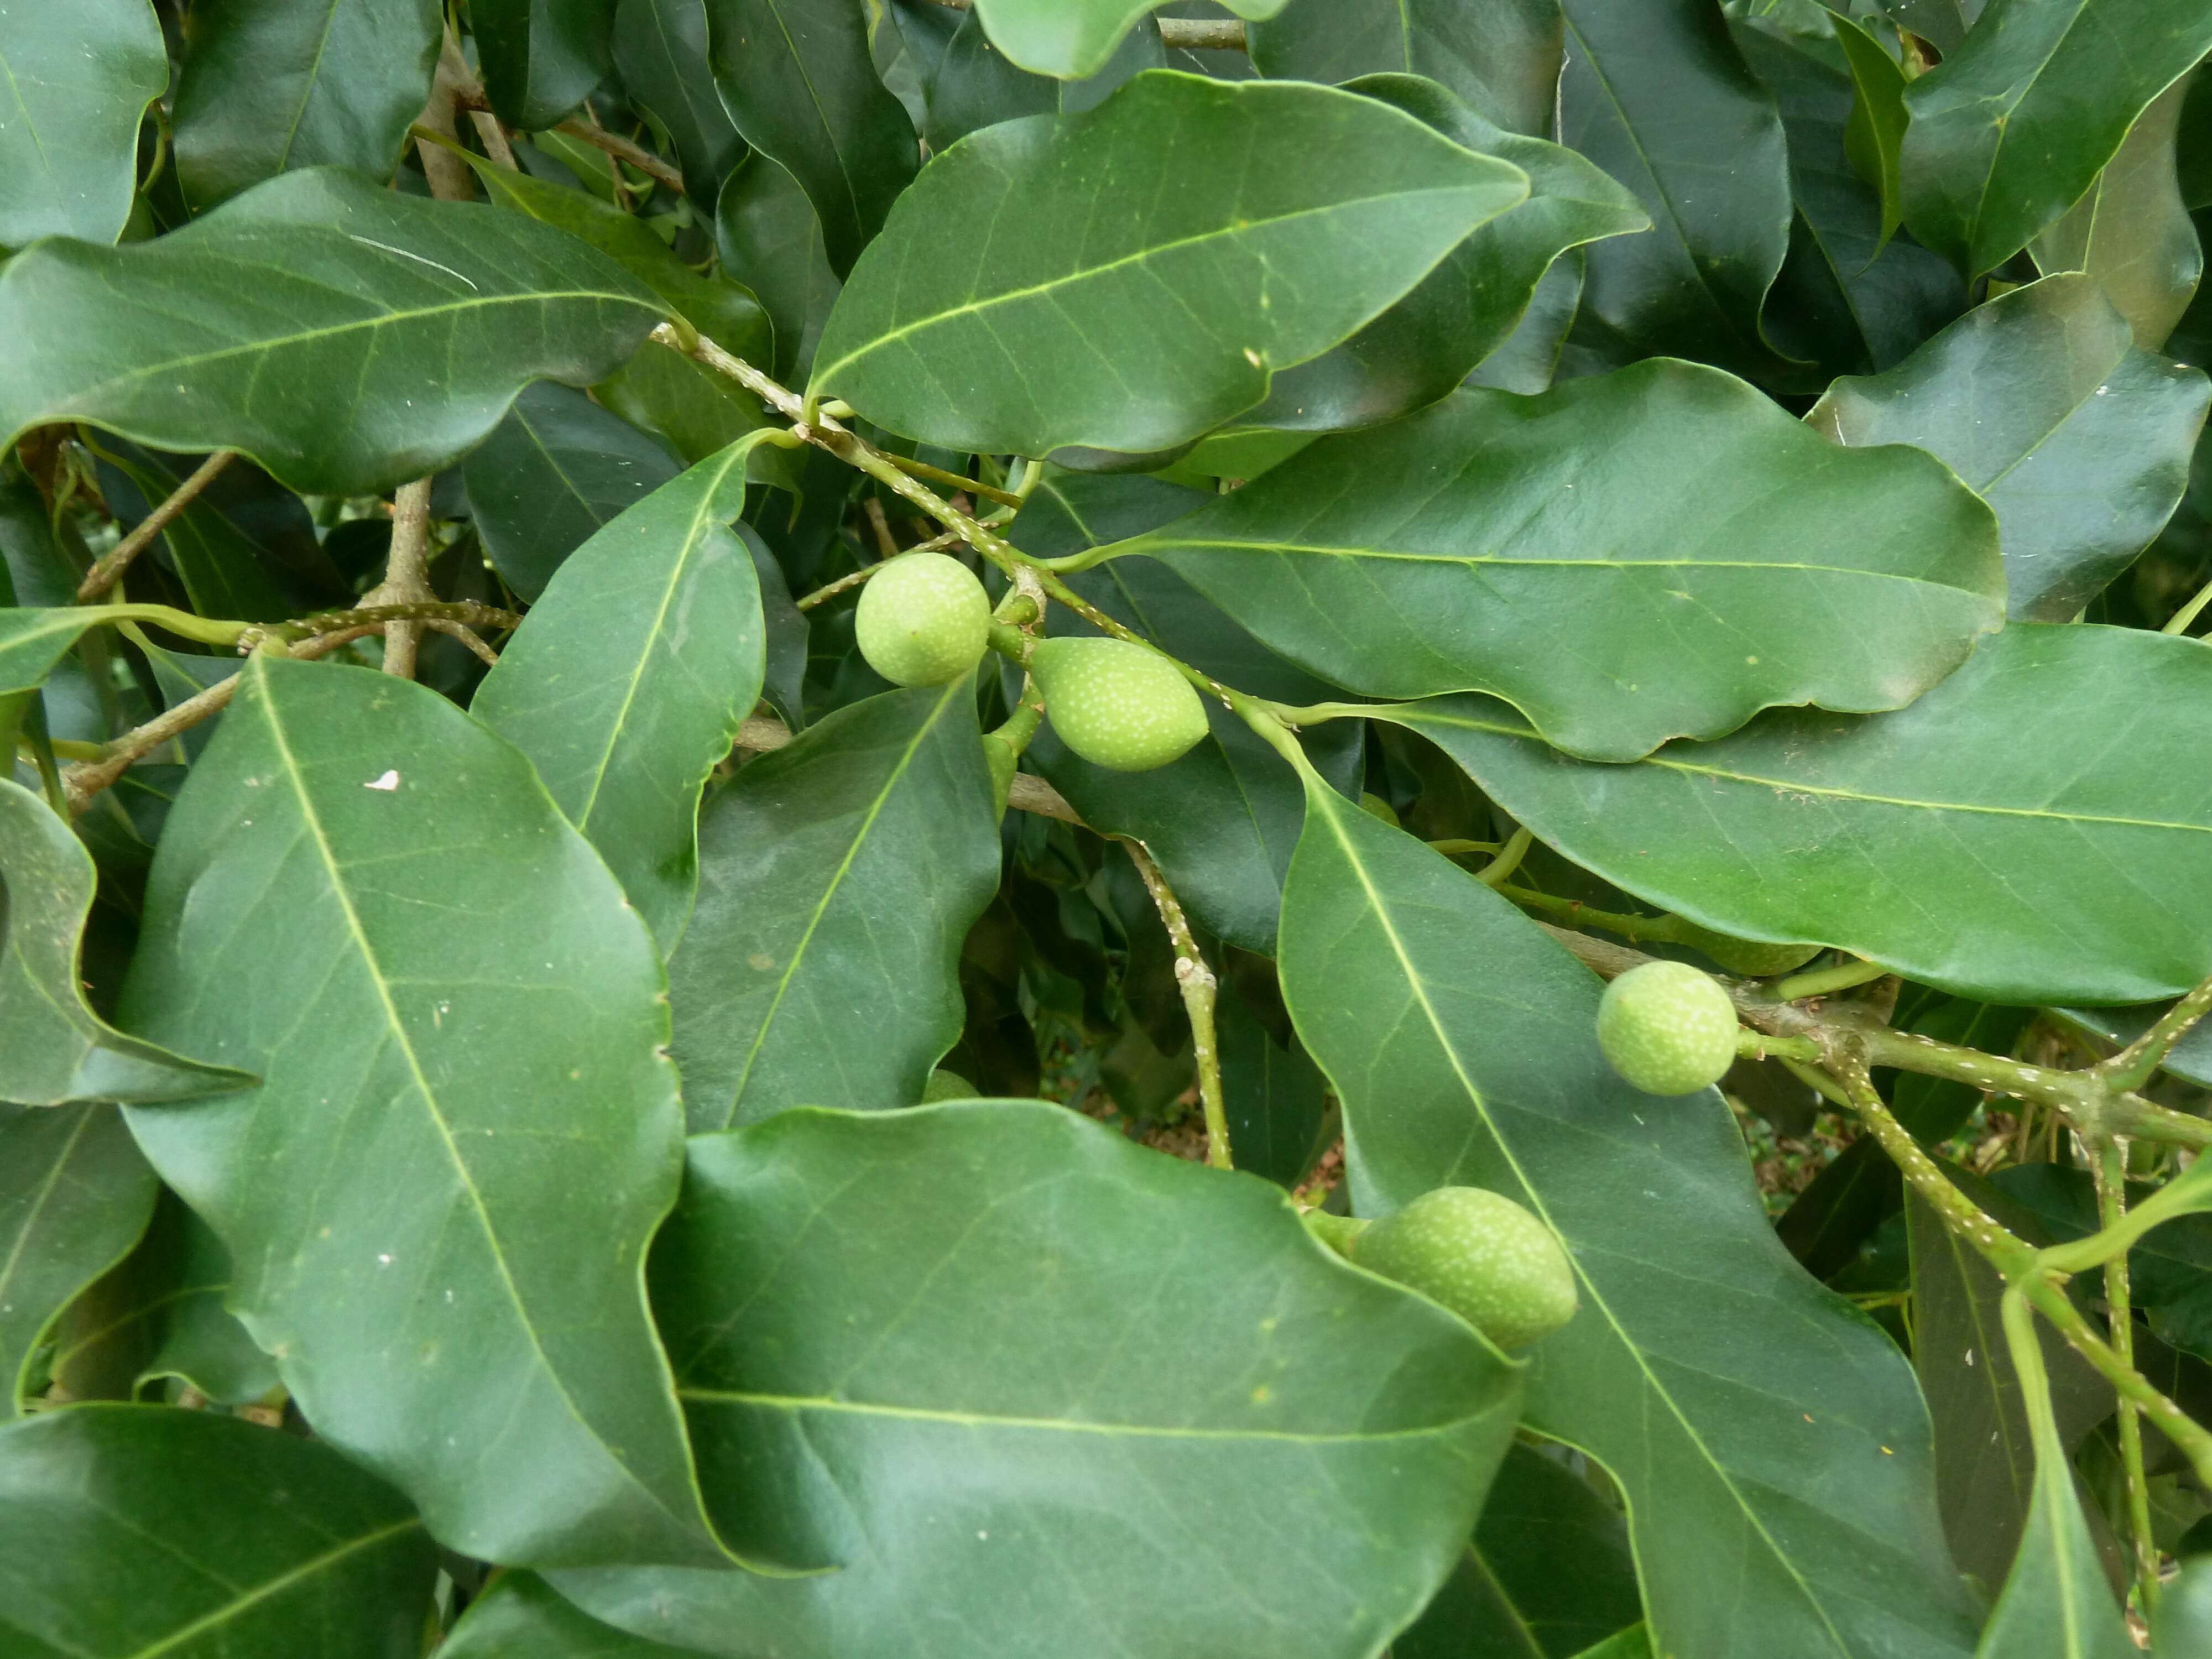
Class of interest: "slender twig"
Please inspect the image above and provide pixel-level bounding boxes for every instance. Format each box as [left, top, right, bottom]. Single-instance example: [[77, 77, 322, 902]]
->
[[362, 481, 436, 680], [417, 30, 481, 202], [2093, 1140, 2159, 1615], [863, 497, 899, 559], [2165, 571, 2212, 636], [911, 0, 1245, 49], [1124, 841, 1232, 1171], [795, 530, 966, 609], [881, 450, 1023, 509], [1771, 955, 1891, 1002], [1474, 825, 1532, 889], [729, 712, 1085, 825], [552, 118, 684, 195], [75, 451, 236, 601], [2099, 970, 2212, 1093]]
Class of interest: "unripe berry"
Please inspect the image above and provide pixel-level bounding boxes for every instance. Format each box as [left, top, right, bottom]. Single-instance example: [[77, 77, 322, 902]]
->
[[1596, 960, 1739, 1095], [853, 552, 990, 686], [1030, 637, 1209, 773], [1670, 920, 1822, 978], [1353, 1187, 1577, 1351]]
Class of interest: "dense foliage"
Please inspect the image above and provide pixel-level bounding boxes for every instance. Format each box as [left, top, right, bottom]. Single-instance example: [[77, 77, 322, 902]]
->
[[6, 1, 2212, 1654]]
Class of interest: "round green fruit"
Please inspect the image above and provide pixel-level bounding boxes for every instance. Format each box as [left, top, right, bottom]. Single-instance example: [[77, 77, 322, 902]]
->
[[921, 1068, 975, 1102], [1597, 960, 1740, 1096], [1670, 920, 1822, 978], [1352, 1187, 1577, 1350], [853, 552, 990, 686], [1030, 637, 1209, 773]]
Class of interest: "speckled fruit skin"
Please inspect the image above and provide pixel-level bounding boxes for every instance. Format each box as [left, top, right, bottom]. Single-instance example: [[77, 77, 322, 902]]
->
[[1597, 960, 1740, 1096], [853, 551, 990, 686], [1354, 1187, 1577, 1351], [1671, 921, 1823, 978], [1031, 637, 1209, 772]]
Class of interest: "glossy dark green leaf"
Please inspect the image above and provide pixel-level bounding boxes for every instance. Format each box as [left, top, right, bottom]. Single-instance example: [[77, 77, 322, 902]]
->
[[1466, 248, 1585, 393], [971, 0, 1284, 80], [1907, 1177, 2113, 1599], [810, 72, 1530, 459], [1737, 22, 1966, 377], [701, 0, 919, 278], [2032, 73, 2204, 352], [0, 0, 166, 249], [613, 0, 746, 199], [132, 1193, 281, 1406], [475, 435, 770, 951], [0, 611, 119, 701], [1899, 0, 2212, 278], [0, 779, 249, 1107], [1124, 361, 2004, 763], [714, 152, 839, 381], [93, 444, 291, 624], [0, 168, 665, 497], [461, 150, 773, 364], [669, 680, 999, 1131], [462, 380, 681, 600], [1557, 0, 1804, 383], [1833, 15, 1908, 253], [1011, 469, 1360, 952], [444, 1571, 707, 1657], [0, 1105, 158, 1412], [170, 0, 444, 210], [1276, 780, 1980, 1659], [925, 5, 1163, 151], [476, 0, 620, 129], [1395, 1442, 1645, 1659], [1241, 75, 1646, 434], [1379, 625, 2212, 1004], [1218, 993, 1330, 1188], [1249, 0, 1561, 140], [555, 1099, 1520, 1653], [117, 657, 728, 1568], [1810, 274, 2211, 622], [0, 1404, 435, 1658]]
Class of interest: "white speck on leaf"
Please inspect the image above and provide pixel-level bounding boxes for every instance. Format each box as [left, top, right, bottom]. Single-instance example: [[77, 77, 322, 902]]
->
[[365, 769, 400, 791]]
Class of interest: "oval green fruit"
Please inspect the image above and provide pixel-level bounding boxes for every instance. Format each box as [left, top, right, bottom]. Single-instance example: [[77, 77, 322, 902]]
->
[[1030, 637, 1209, 772], [1670, 920, 1822, 978], [1596, 959, 1740, 1096], [854, 551, 990, 686], [921, 1068, 975, 1102], [1353, 1187, 1576, 1350]]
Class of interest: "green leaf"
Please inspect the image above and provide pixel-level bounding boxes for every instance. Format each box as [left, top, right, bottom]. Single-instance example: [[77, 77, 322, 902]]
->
[[0, 612, 117, 701], [1123, 361, 2004, 763], [0, 779, 249, 1106], [460, 148, 773, 364], [1832, 15, 1910, 255], [924, 4, 1163, 151], [1275, 780, 1981, 1659], [0, 168, 665, 497], [1966, 1291, 2135, 1657], [714, 152, 839, 381], [2032, 71, 2205, 352], [170, 0, 444, 210], [462, 380, 682, 600], [2053, 1002, 2212, 1089], [475, 0, 620, 129], [613, 0, 747, 199], [93, 444, 293, 624], [554, 1099, 1521, 1652], [667, 680, 1000, 1131], [1907, 1178, 2115, 1601], [1809, 274, 2212, 623], [809, 72, 1531, 460], [1377, 624, 2212, 1004], [474, 435, 770, 952], [132, 1193, 281, 1406], [1467, 249, 1586, 394], [1395, 1442, 1645, 1659], [1248, 0, 1563, 140], [0, 0, 166, 249], [1737, 22, 1966, 377], [445, 1572, 706, 1657], [1011, 469, 1361, 952], [0, 1403, 436, 1657], [701, 0, 920, 278], [1899, 0, 2212, 278], [1556, 0, 1806, 384], [0, 1105, 158, 1413], [1218, 993, 1331, 1189], [116, 657, 728, 1568], [972, 0, 1286, 81], [1239, 75, 1647, 435]]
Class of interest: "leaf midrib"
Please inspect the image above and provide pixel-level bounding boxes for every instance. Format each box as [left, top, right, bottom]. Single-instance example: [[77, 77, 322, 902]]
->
[[1306, 788, 1853, 1657], [812, 180, 1514, 385], [118, 1517, 421, 1659]]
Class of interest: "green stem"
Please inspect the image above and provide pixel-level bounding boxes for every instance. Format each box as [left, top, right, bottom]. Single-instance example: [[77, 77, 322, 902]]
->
[[2164, 571, 2212, 636], [1474, 825, 1533, 889], [879, 449, 1023, 509], [1770, 956, 1891, 1001], [1122, 841, 1232, 1172], [2094, 1140, 2159, 1615], [2098, 969, 2212, 1093]]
